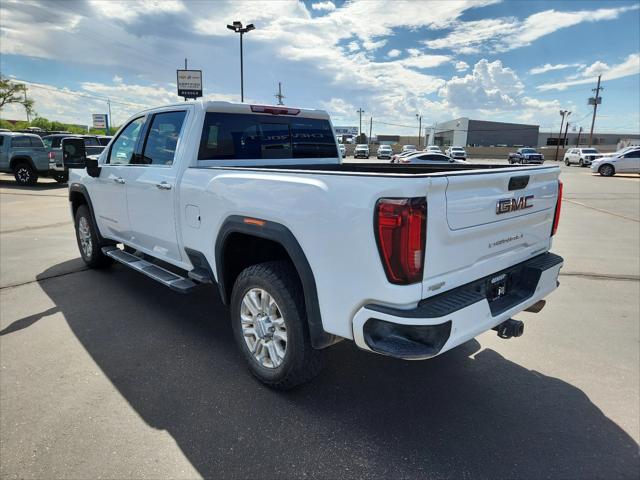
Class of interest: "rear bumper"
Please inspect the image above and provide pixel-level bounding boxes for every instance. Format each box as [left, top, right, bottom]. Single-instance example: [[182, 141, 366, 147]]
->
[[352, 252, 563, 359]]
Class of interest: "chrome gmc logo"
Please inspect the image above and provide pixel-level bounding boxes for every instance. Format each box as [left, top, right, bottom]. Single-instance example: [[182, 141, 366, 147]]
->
[[496, 195, 534, 214]]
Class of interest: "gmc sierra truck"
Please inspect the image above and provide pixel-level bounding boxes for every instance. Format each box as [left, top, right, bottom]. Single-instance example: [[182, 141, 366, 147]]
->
[[66, 101, 564, 389]]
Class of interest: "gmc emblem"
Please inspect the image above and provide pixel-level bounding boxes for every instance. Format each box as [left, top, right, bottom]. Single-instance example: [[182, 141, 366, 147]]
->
[[496, 195, 534, 214]]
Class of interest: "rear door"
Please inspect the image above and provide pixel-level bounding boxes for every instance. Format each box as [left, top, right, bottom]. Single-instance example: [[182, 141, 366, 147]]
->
[[423, 167, 560, 292], [619, 150, 640, 172], [123, 109, 188, 262]]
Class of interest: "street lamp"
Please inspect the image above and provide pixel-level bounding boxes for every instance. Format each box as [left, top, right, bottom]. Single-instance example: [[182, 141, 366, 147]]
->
[[416, 114, 422, 148], [555, 109, 570, 161], [227, 21, 255, 102]]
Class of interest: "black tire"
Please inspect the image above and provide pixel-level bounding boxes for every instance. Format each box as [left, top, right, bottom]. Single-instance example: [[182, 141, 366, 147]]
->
[[74, 205, 111, 268], [13, 162, 38, 186], [579, 158, 584, 167], [599, 164, 615, 177], [564, 158, 570, 166], [230, 261, 323, 390], [53, 172, 68, 183]]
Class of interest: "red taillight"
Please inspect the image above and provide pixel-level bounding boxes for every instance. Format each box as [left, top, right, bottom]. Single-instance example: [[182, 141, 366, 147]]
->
[[551, 180, 563, 236], [48, 151, 55, 160], [250, 105, 300, 115], [375, 198, 427, 284]]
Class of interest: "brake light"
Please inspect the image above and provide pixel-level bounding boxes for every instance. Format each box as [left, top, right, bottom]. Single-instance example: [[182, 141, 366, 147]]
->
[[250, 105, 300, 115], [375, 198, 426, 284], [48, 151, 55, 160], [551, 180, 563, 236]]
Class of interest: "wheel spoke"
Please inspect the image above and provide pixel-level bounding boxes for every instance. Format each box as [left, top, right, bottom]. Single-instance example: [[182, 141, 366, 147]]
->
[[266, 341, 281, 367]]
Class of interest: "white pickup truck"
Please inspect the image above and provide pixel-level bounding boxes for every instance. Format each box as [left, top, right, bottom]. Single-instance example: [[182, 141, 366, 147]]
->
[[66, 101, 564, 389]]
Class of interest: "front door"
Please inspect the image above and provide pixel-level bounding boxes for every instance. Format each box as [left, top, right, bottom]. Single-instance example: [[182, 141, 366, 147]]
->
[[90, 116, 145, 241], [619, 150, 640, 172], [123, 110, 188, 263]]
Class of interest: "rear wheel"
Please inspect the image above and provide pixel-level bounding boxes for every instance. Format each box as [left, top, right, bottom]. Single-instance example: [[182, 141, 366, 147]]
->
[[599, 164, 615, 177], [74, 205, 111, 268], [564, 158, 570, 166], [231, 261, 323, 390], [53, 172, 68, 183], [13, 162, 38, 186], [579, 158, 584, 167]]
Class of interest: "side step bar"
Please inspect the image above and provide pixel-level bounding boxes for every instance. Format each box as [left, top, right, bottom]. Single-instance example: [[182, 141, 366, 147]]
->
[[102, 246, 197, 293]]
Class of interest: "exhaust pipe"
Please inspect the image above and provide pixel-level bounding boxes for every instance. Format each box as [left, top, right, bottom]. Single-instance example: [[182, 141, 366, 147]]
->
[[493, 319, 524, 339], [525, 300, 546, 313]]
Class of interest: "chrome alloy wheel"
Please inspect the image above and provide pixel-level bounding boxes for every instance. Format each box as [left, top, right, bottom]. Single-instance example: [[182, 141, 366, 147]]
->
[[78, 216, 93, 259], [240, 288, 287, 368], [16, 166, 31, 183]]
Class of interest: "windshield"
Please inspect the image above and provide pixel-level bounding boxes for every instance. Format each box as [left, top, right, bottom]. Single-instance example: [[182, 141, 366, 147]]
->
[[42, 137, 52, 149], [522, 148, 537, 153], [582, 149, 599, 154]]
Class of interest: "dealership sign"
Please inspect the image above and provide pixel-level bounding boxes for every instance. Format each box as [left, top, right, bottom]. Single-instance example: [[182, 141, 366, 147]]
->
[[177, 70, 203, 99], [334, 126, 358, 136], [92, 114, 108, 129]]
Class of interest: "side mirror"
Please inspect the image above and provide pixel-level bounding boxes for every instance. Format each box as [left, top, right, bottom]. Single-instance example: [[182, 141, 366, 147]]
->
[[62, 138, 87, 169], [86, 156, 101, 178]]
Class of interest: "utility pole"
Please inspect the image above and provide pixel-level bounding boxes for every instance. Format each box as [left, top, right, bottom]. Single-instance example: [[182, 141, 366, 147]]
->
[[107, 98, 112, 135], [576, 126, 583, 146], [24, 87, 30, 123], [369, 116, 372, 143], [274, 82, 285, 105], [357, 108, 364, 137], [588, 75, 603, 147], [416, 114, 422, 148], [555, 110, 570, 161]]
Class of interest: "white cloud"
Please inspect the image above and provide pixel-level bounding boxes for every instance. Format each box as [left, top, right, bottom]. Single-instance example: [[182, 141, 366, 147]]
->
[[454, 61, 469, 72], [319, 97, 355, 117], [347, 41, 360, 52], [363, 39, 387, 50], [538, 54, 640, 91], [88, 0, 185, 23], [311, 1, 335, 12], [112, 75, 123, 83], [387, 49, 401, 58], [424, 4, 639, 53], [529, 63, 584, 75]]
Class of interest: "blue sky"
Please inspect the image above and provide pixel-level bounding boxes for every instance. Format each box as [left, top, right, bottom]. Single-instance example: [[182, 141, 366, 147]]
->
[[1, 0, 638, 135]]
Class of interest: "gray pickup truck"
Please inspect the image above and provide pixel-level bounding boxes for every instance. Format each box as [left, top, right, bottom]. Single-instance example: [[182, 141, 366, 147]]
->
[[0, 132, 53, 185], [44, 134, 109, 183]]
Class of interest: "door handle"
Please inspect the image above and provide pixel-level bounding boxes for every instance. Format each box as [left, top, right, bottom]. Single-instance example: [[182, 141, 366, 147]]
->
[[156, 182, 172, 190], [113, 177, 125, 184]]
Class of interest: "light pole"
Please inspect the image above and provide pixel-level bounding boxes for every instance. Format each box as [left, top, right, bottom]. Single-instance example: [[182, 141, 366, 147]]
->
[[555, 110, 570, 161], [227, 21, 255, 102], [416, 114, 422, 148]]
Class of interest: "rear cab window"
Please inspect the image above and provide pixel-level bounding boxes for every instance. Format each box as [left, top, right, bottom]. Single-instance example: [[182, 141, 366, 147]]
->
[[11, 136, 31, 148], [198, 113, 337, 161]]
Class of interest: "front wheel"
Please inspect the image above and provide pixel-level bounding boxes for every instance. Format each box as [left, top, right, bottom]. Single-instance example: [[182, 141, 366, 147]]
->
[[599, 164, 615, 177], [13, 162, 38, 186], [579, 158, 584, 167], [564, 158, 570, 166], [231, 261, 323, 390], [74, 205, 111, 268], [53, 172, 68, 183]]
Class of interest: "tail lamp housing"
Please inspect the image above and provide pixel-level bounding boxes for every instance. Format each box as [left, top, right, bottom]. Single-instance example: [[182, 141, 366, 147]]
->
[[375, 197, 427, 285], [551, 180, 563, 236], [48, 151, 56, 160]]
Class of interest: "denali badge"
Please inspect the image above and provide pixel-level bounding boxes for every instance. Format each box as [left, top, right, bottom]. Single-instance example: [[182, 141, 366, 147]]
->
[[496, 195, 534, 214]]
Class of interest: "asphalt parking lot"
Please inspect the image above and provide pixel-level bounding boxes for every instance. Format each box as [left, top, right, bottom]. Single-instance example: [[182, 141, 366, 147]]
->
[[1, 162, 638, 479]]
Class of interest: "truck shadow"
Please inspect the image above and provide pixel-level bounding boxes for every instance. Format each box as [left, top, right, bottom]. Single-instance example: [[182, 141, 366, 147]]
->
[[35, 261, 639, 479], [0, 178, 67, 191]]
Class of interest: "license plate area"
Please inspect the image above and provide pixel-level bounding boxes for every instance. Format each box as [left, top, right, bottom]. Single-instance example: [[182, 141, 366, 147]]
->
[[487, 273, 512, 302]]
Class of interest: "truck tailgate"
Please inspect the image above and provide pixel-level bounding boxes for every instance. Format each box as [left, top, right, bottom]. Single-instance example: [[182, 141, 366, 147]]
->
[[423, 166, 560, 296]]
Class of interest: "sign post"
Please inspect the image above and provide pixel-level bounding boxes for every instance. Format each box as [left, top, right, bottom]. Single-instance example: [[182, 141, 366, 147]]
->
[[92, 114, 109, 135], [177, 70, 203, 100]]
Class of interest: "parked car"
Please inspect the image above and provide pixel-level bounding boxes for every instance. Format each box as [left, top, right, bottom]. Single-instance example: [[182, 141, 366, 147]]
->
[[508, 148, 544, 164], [401, 144, 417, 153], [43, 134, 108, 183], [425, 145, 442, 153], [391, 150, 417, 163], [354, 143, 369, 159], [338, 144, 346, 158], [376, 145, 393, 160], [563, 148, 602, 167], [445, 146, 467, 160], [591, 148, 640, 176], [67, 101, 563, 389], [97, 135, 113, 146], [0, 132, 56, 185], [398, 152, 467, 164]]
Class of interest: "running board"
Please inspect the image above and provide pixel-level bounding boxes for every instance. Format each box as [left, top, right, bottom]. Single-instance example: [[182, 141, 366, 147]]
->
[[102, 246, 197, 293]]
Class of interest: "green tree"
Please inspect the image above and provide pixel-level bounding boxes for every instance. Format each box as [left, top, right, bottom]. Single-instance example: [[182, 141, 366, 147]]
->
[[0, 77, 35, 118], [30, 117, 51, 130]]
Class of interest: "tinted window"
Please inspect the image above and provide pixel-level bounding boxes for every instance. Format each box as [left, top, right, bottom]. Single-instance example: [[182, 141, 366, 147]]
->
[[0, 136, 4, 146], [521, 148, 537, 153], [83, 137, 100, 147], [140, 111, 186, 165], [582, 149, 598, 154], [198, 113, 337, 160], [98, 137, 112, 146], [624, 150, 640, 158], [109, 117, 145, 165], [29, 136, 44, 147], [11, 136, 31, 148]]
